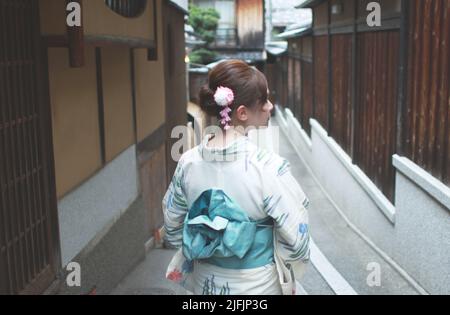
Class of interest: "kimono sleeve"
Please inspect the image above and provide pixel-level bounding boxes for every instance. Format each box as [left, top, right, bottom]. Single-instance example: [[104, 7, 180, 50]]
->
[[263, 158, 311, 266], [163, 159, 189, 249]]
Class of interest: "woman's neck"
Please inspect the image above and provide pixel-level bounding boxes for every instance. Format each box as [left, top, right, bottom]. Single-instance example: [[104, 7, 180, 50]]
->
[[207, 127, 247, 149]]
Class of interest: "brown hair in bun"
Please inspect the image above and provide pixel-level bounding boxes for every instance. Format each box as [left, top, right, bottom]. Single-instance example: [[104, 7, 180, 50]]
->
[[199, 60, 268, 126]]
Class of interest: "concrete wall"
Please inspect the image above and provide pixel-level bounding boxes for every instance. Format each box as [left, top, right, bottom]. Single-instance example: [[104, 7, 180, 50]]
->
[[276, 106, 450, 295], [393, 156, 450, 294], [58, 145, 139, 267], [56, 197, 147, 295]]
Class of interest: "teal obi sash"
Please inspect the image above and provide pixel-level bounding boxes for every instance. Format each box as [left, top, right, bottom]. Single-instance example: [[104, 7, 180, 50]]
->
[[182, 189, 274, 270]]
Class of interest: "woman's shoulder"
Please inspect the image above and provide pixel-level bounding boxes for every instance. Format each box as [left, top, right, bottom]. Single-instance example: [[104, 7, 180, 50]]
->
[[177, 146, 202, 166], [249, 147, 291, 177]]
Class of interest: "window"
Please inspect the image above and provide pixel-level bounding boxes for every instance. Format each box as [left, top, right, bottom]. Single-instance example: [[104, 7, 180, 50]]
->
[[104, 0, 147, 17], [193, 0, 237, 46]]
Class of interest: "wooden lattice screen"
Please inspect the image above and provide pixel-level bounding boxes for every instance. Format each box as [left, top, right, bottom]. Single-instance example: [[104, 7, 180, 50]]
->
[[0, 0, 59, 294]]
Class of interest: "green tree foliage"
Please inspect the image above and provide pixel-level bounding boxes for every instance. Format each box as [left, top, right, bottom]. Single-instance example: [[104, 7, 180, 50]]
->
[[188, 4, 220, 64], [189, 48, 218, 65]]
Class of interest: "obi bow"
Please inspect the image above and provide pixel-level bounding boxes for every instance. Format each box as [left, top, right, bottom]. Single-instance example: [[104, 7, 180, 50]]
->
[[182, 189, 261, 262]]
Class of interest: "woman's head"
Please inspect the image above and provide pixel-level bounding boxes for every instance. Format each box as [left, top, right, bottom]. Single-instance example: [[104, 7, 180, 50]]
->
[[199, 60, 273, 131]]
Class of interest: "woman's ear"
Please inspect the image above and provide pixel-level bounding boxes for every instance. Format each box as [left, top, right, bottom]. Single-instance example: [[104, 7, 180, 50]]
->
[[235, 105, 249, 122]]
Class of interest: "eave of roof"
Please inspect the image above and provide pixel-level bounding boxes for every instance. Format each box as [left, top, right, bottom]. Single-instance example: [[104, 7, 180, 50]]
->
[[277, 27, 313, 39], [295, 0, 327, 9], [168, 0, 189, 14]]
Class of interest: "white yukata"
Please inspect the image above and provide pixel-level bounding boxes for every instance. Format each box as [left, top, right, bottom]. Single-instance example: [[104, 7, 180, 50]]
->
[[163, 133, 310, 295]]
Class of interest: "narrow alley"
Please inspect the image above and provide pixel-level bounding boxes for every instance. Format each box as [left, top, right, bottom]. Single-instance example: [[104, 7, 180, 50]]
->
[[1, 0, 448, 296], [111, 114, 422, 295]]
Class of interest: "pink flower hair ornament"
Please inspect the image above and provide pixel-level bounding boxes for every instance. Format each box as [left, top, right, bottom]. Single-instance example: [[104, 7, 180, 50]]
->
[[214, 86, 234, 130]]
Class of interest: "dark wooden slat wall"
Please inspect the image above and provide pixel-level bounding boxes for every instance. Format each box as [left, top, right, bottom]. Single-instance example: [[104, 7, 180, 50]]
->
[[0, 0, 58, 294], [405, 0, 450, 185], [278, 55, 289, 109], [288, 57, 295, 111], [301, 61, 314, 136], [294, 59, 302, 121], [265, 63, 276, 104], [355, 31, 399, 202], [282, 56, 289, 110], [281, 37, 315, 136], [267, 0, 449, 205], [313, 35, 330, 131], [331, 34, 353, 156]]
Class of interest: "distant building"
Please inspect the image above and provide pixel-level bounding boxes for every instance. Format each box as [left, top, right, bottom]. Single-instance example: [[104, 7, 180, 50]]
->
[[191, 0, 266, 66], [266, 0, 312, 41]]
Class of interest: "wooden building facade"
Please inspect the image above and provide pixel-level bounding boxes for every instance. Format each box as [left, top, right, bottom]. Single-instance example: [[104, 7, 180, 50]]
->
[[0, 0, 188, 294], [270, 0, 449, 203]]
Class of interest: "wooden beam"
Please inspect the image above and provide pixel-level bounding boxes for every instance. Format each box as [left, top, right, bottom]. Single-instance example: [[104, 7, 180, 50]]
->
[[148, 0, 159, 61], [95, 48, 106, 166], [85, 35, 156, 48], [66, 0, 85, 67], [43, 34, 156, 50]]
